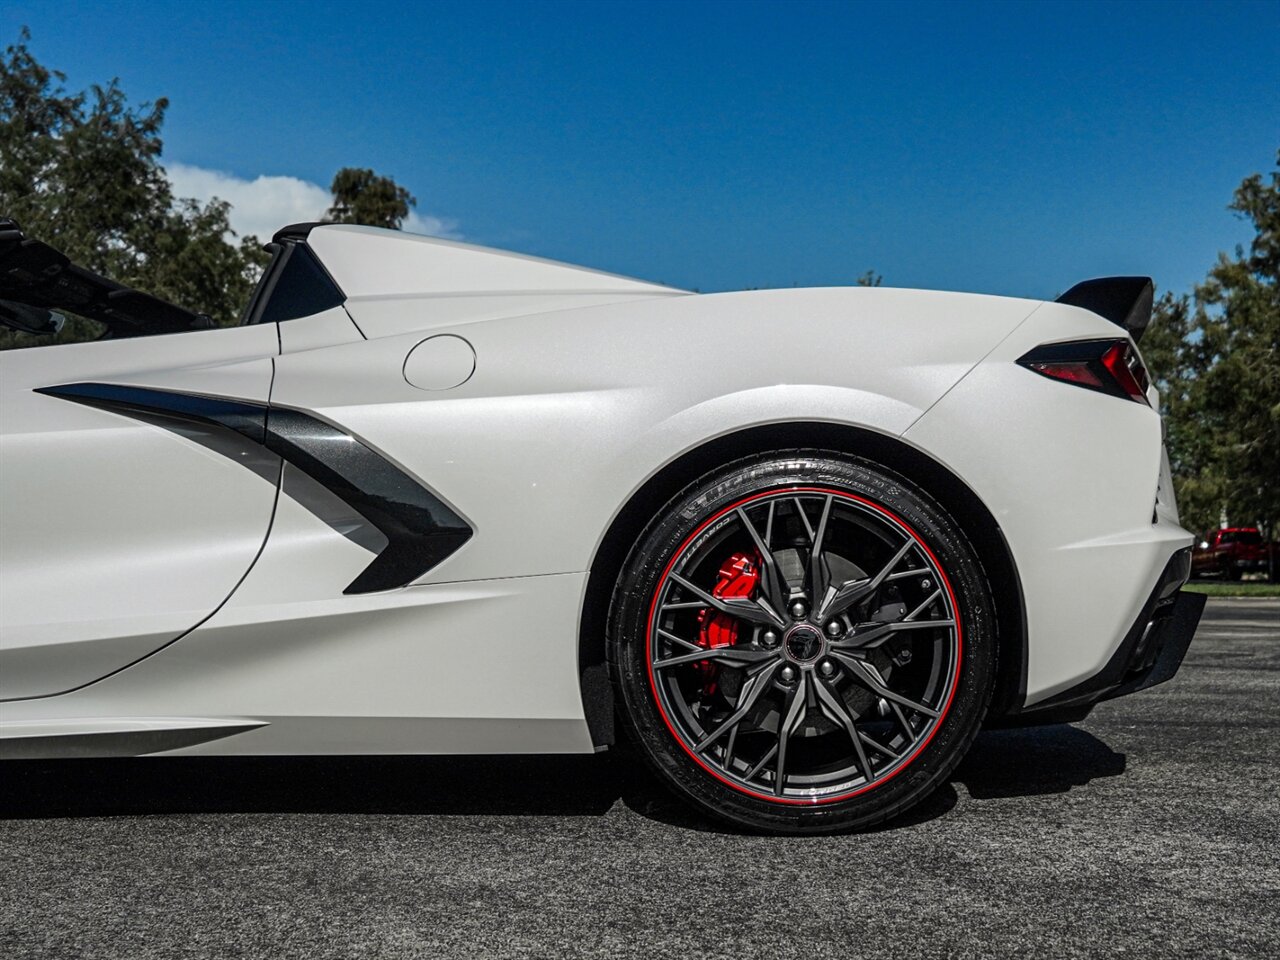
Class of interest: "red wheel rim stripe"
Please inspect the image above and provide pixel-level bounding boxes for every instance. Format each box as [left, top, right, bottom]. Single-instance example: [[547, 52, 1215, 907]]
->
[[644, 485, 964, 806]]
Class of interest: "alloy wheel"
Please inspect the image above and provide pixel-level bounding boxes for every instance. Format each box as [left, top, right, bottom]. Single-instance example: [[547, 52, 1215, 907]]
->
[[645, 487, 962, 804]]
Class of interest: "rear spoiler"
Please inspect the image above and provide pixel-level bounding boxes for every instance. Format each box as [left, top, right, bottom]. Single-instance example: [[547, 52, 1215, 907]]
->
[[1055, 276, 1155, 343], [0, 218, 211, 339]]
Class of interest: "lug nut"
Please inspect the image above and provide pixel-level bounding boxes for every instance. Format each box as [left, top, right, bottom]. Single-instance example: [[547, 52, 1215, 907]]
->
[[819, 660, 835, 677], [790, 601, 807, 620], [877, 697, 890, 717], [825, 619, 843, 638], [921, 579, 932, 590], [780, 665, 797, 683], [762, 630, 779, 648]]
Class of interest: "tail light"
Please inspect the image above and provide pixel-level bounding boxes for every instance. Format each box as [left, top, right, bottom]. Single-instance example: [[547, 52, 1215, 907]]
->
[[1017, 338, 1151, 405]]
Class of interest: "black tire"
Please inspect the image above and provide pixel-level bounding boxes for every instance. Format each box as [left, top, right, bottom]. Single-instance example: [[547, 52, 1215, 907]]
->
[[607, 450, 997, 834]]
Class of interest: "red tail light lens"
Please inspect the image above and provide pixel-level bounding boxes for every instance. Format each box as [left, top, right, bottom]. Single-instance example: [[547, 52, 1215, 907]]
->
[[1017, 339, 1151, 405], [1099, 340, 1150, 402]]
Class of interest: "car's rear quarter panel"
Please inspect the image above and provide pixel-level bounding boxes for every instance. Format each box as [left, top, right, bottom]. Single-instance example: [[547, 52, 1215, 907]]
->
[[905, 302, 1192, 704], [272, 286, 1041, 586]]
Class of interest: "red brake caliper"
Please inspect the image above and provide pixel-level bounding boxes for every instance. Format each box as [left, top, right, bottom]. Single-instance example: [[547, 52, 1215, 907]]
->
[[695, 552, 761, 695]]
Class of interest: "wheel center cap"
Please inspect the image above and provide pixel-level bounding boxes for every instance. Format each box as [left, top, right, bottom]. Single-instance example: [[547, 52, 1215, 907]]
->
[[782, 624, 824, 664]]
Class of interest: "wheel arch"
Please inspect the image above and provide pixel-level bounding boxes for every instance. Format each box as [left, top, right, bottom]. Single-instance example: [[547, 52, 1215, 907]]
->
[[577, 421, 1028, 747]]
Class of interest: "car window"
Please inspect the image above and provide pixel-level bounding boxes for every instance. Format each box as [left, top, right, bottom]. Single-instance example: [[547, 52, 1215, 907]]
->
[[0, 221, 251, 351], [242, 243, 344, 327], [0, 305, 107, 351], [1222, 530, 1262, 545]]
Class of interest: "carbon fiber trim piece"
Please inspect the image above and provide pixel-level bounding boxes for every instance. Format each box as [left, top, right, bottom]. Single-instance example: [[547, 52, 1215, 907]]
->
[[34, 382, 472, 594]]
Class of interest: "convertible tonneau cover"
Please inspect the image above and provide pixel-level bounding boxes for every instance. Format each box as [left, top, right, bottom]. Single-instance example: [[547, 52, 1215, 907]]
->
[[0, 219, 209, 338]]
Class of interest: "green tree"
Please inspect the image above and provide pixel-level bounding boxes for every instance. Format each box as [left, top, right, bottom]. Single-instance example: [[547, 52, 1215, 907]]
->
[[1142, 292, 1221, 532], [0, 29, 266, 348], [325, 167, 417, 229], [1143, 151, 1280, 543]]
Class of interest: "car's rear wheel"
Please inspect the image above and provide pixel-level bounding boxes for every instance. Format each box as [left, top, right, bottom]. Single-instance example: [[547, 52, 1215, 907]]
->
[[608, 451, 996, 833]]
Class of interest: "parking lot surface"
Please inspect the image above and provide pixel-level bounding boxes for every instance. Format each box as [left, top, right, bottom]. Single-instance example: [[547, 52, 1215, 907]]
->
[[2, 598, 1277, 959]]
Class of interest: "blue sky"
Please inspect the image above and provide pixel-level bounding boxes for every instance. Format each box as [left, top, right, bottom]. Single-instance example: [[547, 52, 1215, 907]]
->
[[4, 0, 1278, 297]]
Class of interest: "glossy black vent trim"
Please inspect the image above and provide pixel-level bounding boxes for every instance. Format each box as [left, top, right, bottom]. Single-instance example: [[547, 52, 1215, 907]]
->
[[35, 380, 269, 442], [264, 407, 472, 594], [34, 382, 472, 594]]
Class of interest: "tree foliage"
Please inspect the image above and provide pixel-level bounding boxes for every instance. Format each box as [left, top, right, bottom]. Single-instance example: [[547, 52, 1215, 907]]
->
[[1143, 152, 1280, 538], [0, 32, 420, 350], [325, 167, 417, 229], [0, 29, 266, 343]]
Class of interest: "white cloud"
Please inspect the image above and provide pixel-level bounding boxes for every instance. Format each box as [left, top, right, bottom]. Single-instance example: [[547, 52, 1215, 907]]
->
[[166, 162, 460, 242], [403, 209, 460, 240]]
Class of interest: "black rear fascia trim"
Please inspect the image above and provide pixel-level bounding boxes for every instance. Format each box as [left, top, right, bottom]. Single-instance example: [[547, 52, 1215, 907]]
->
[[1106, 590, 1205, 698], [1013, 548, 1198, 719], [34, 383, 471, 594]]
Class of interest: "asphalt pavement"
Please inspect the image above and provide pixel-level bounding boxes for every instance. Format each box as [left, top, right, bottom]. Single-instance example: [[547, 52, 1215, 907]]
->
[[2, 598, 1277, 959]]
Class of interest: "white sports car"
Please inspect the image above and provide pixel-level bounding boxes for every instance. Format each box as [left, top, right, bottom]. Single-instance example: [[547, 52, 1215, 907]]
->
[[0, 218, 1203, 832]]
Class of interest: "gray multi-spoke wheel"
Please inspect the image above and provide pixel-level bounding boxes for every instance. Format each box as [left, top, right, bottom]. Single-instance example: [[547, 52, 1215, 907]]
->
[[609, 451, 996, 833]]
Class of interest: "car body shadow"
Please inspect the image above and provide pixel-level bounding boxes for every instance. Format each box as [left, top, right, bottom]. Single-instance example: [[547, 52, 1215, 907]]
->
[[0, 724, 1124, 828], [0, 754, 620, 820], [630, 724, 1128, 833], [953, 723, 1127, 800]]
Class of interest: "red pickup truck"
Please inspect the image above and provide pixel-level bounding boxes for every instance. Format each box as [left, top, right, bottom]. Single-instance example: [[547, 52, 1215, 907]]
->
[[1191, 527, 1274, 580]]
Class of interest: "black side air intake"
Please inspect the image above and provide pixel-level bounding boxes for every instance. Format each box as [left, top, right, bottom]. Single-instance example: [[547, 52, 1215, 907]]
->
[[1055, 276, 1155, 343], [34, 382, 473, 594]]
